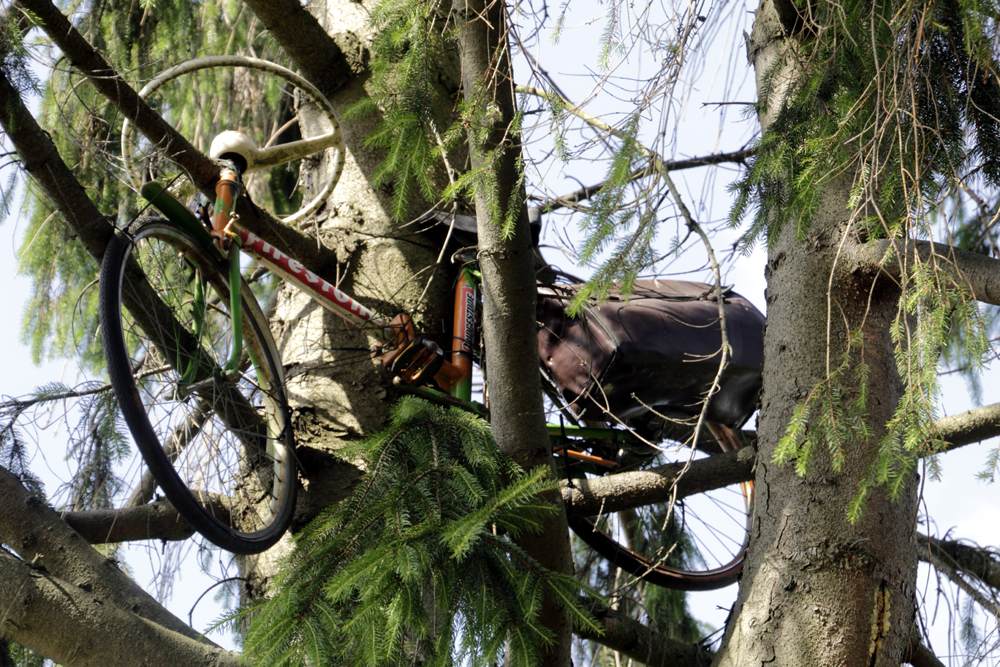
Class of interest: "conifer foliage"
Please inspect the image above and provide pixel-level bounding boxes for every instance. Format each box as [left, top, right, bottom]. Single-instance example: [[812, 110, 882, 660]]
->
[[237, 397, 600, 666]]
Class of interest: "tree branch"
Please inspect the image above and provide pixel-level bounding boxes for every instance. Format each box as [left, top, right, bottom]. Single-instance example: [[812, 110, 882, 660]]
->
[[904, 633, 947, 667], [0, 551, 240, 667], [574, 597, 714, 667], [562, 401, 1000, 516], [917, 533, 1000, 592], [562, 446, 755, 517], [0, 466, 208, 645], [19, 0, 343, 275], [847, 238, 1000, 306], [243, 0, 365, 96], [933, 402, 1000, 454], [62, 497, 231, 545]]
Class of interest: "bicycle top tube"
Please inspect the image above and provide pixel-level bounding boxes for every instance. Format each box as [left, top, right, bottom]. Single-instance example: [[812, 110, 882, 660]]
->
[[235, 223, 390, 332]]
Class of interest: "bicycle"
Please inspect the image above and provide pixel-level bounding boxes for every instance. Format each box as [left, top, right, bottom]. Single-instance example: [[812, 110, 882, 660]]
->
[[99, 59, 758, 589]]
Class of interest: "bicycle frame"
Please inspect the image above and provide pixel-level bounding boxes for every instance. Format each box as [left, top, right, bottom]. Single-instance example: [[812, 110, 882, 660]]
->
[[141, 180, 622, 471]]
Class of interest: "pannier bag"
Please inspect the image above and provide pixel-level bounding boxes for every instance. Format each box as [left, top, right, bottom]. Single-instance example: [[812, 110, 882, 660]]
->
[[536, 279, 765, 437]]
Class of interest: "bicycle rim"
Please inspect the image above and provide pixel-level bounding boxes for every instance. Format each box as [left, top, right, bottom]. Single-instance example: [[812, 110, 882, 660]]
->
[[99, 217, 296, 554], [566, 435, 753, 592]]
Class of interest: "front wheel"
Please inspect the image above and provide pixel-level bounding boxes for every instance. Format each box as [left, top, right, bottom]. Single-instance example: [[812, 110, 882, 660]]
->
[[99, 217, 296, 554]]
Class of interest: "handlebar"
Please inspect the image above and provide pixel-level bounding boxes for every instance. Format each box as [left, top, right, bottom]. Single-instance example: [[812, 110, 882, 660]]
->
[[123, 55, 346, 226]]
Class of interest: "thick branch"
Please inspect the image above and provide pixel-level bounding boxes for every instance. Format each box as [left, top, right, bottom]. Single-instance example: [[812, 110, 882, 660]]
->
[[933, 402, 1000, 453], [848, 238, 1000, 306], [0, 551, 240, 667], [904, 635, 947, 667], [574, 598, 714, 667], [0, 467, 208, 644], [62, 497, 231, 544], [20, 0, 342, 275], [243, 0, 365, 95], [562, 447, 755, 517]]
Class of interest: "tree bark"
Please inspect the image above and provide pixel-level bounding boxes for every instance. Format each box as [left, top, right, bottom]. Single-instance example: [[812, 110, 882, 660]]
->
[[848, 238, 1000, 308], [450, 0, 575, 663], [242, 0, 366, 96], [0, 552, 239, 667]]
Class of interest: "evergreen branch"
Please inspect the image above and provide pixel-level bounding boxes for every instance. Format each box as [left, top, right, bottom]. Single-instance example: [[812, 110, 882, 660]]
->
[[904, 636, 948, 667], [0, 381, 117, 413], [0, 61, 114, 261], [240, 398, 596, 666], [530, 147, 753, 216], [516, 85, 677, 179], [17, 0, 217, 187]]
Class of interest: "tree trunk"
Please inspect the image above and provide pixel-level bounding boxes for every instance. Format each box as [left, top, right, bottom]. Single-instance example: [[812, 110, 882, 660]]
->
[[450, 0, 575, 662], [713, 3, 919, 665], [233, 0, 460, 608]]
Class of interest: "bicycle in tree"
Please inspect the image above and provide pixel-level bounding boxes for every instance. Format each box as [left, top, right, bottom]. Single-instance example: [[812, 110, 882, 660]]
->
[[99, 56, 762, 590]]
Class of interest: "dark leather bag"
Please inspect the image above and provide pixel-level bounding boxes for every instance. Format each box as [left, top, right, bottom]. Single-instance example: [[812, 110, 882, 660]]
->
[[537, 280, 764, 432]]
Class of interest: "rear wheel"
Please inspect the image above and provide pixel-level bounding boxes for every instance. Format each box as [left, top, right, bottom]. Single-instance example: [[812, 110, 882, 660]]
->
[[561, 424, 752, 591], [99, 217, 296, 554]]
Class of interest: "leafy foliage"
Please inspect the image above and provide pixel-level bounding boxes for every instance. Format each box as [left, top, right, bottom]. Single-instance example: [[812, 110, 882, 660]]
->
[[572, 113, 657, 311], [773, 263, 989, 520], [237, 397, 601, 666], [0, 637, 47, 667], [344, 0, 456, 221]]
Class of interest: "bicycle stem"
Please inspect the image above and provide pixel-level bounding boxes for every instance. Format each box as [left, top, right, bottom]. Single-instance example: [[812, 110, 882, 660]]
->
[[213, 168, 245, 373]]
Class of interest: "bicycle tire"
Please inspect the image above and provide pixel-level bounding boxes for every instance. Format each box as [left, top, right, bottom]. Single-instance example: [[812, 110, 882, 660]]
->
[[563, 425, 753, 592], [99, 217, 296, 554]]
